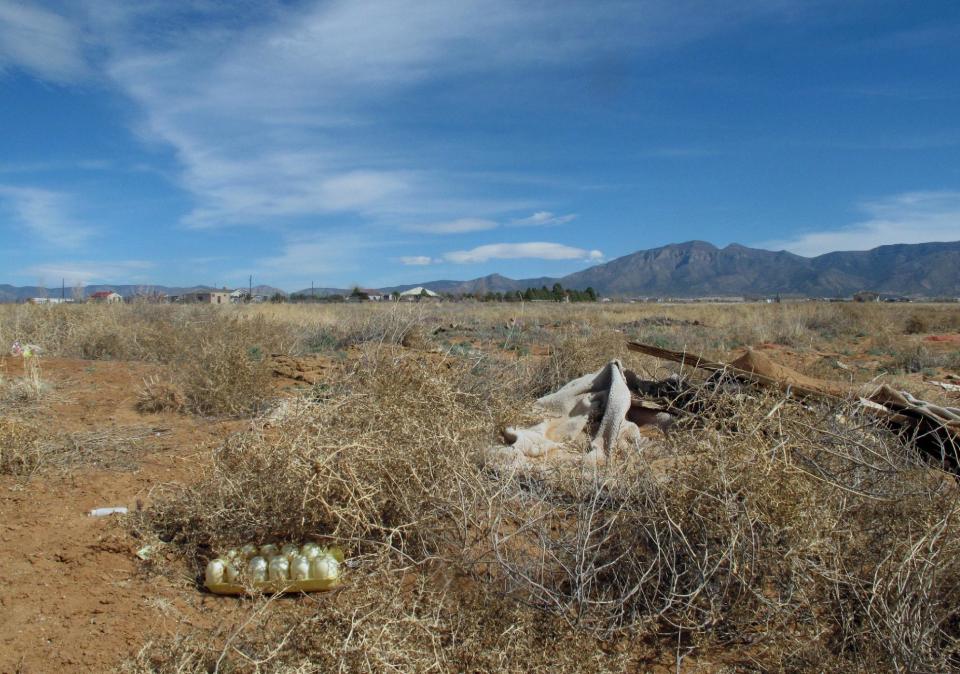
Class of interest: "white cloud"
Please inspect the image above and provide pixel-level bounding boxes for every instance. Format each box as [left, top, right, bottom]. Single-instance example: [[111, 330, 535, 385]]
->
[[79, 0, 786, 229], [406, 218, 497, 234], [22, 260, 153, 285], [444, 242, 603, 263], [0, 185, 94, 247], [248, 230, 398, 287], [399, 256, 436, 265], [760, 190, 960, 256], [0, 1, 86, 82], [511, 211, 577, 227]]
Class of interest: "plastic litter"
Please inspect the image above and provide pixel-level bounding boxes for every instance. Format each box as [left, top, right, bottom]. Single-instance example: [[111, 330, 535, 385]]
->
[[205, 541, 344, 595], [88, 507, 129, 517]]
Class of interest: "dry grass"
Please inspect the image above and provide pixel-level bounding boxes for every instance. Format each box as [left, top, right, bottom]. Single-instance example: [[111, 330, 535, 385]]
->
[[2, 300, 959, 669], [136, 376, 185, 413], [0, 417, 163, 476], [479, 384, 960, 670], [138, 342, 959, 671], [0, 416, 49, 475]]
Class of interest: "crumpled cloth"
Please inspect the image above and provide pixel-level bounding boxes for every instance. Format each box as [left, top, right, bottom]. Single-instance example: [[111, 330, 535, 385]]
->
[[487, 360, 660, 468]]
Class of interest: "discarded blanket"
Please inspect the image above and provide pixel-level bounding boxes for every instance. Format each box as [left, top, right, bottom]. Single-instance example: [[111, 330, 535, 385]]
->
[[487, 360, 673, 469]]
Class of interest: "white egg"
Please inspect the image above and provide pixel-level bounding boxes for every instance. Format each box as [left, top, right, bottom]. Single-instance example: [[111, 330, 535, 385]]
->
[[268, 556, 290, 581], [310, 554, 340, 581], [240, 543, 258, 559], [300, 542, 322, 559], [281, 543, 300, 560], [205, 559, 226, 585], [224, 561, 240, 583], [260, 543, 279, 559], [290, 555, 311, 580], [247, 556, 268, 582]]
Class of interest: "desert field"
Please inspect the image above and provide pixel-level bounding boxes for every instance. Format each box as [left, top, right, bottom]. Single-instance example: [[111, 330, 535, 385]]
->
[[1, 300, 959, 672]]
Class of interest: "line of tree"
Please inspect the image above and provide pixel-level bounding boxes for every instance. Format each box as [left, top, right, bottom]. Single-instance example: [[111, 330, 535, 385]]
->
[[288, 283, 598, 303], [524, 284, 597, 302], [288, 293, 346, 303], [465, 284, 597, 302]]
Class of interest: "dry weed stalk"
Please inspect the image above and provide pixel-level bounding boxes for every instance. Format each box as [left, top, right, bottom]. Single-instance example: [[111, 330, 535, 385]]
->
[[478, 380, 960, 670], [137, 375, 185, 413], [137, 344, 960, 671], [12, 300, 951, 669]]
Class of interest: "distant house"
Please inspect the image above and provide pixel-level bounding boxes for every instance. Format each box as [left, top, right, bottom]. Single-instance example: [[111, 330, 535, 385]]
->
[[398, 287, 440, 302], [177, 291, 231, 304], [230, 289, 248, 303], [88, 291, 123, 304], [27, 297, 74, 305], [360, 288, 386, 301], [853, 291, 881, 303]]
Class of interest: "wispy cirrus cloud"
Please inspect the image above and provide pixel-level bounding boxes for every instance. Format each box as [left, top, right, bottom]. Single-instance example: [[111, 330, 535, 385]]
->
[[0, 0, 87, 83], [443, 242, 603, 264], [759, 190, 960, 256], [248, 229, 396, 286], [0, 185, 95, 247], [77, 0, 792, 231], [510, 211, 577, 227], [399, 256, 436, 265], [405, 218, 498, 234], [406, 212, 577, 235], [21, 259, 153, 285]]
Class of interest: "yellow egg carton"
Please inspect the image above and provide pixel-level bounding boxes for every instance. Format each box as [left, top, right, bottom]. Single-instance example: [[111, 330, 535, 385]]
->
[[204, 542, 345, 595]]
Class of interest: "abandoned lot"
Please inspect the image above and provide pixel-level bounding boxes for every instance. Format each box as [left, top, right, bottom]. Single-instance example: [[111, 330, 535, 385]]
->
[[1, 301, 959, 672]]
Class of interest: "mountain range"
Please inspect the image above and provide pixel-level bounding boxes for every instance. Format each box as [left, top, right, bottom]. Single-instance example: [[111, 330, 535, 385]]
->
[[3, 241, 959, 301], [378, 240, 960, 298]]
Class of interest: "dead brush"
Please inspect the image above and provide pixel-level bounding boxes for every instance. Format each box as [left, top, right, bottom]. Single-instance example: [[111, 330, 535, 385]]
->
[[0, 416, 49, 475], [174, 336, 272, 417], [122, 566, 652, 673], [136, 375, 185, 413], [476, 382, 960, 671], [142, 345, 523, 561]]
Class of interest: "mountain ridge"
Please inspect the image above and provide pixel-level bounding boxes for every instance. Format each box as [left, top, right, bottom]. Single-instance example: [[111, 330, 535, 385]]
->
[[388, 240, 960, 297], [3, 241, 959, 301]]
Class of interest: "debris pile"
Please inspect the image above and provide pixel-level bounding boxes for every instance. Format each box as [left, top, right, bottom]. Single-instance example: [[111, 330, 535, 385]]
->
[[488, 341, 960, 473], [627, 341, 960, 470]]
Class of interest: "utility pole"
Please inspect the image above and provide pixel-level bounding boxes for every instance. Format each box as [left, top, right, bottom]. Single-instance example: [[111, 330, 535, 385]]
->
[[61, 278, 65, 300], [311, 281, 315, 300], [249, 274, 253, 302]]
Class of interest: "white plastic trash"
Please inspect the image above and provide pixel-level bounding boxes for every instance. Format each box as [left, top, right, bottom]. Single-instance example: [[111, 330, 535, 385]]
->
[[88, 507, 129, 517]]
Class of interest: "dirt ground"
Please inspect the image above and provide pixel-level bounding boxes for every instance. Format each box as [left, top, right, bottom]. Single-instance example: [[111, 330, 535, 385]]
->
[[0, 356, 251, 673], [0, 316, 957, 672]]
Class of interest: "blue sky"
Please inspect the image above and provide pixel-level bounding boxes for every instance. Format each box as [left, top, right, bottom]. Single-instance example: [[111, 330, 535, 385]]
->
[[1, 0, 959, 291]]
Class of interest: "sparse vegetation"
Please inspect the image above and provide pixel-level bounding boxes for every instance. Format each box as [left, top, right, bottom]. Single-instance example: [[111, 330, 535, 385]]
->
[[0, 416, 48, 475], [1, 300, 958, 671]]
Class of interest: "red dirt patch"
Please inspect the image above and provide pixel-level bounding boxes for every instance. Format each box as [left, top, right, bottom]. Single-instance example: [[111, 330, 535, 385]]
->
[[0, 356, 246, 672]]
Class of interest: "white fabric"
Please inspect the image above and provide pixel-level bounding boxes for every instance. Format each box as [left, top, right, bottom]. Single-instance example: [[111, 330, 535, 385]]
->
[[490, 360, 647, 468]]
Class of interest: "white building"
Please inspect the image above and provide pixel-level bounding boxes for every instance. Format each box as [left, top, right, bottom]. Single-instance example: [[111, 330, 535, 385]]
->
[[27, 297, 74, 305], [398, 287, 440, 301]]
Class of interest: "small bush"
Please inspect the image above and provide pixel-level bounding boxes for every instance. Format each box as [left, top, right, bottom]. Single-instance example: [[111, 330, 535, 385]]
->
[[0, 417, 47, 475], [135, 376, 185, 413], [175, 339, 272, 417], [904, 314, 930, 334], [79, 331, 126, 360]]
